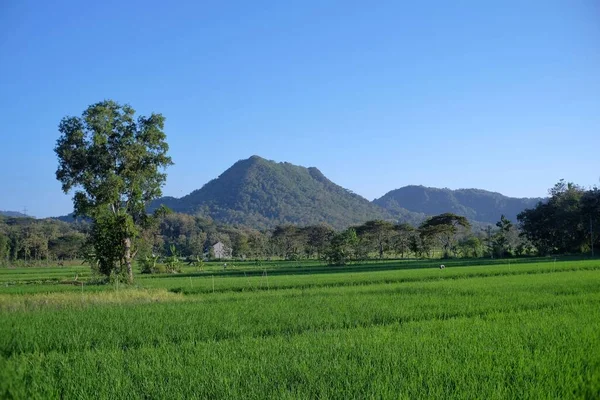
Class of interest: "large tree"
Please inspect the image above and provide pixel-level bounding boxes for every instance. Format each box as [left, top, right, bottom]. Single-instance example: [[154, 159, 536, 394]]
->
[[324, 228, 358, 265], [518, 180, 587, 255], [393, 222, 416, 258], [419, 213, 471, 258], [355, 220, 395, 259], [55, 100, 172, 283], [304, 224, 335, 260], [493, 214, 515, 257]]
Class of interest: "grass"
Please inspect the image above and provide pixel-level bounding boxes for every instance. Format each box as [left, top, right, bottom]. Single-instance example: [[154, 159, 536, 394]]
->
[[1, 258, 599, 399]]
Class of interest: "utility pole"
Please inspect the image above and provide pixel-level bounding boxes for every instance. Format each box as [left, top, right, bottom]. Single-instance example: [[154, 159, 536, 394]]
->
[[592, 216, 594, 258]]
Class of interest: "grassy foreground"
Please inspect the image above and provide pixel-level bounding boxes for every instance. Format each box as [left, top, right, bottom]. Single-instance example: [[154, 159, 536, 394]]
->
[[1, 259, 599, 399]]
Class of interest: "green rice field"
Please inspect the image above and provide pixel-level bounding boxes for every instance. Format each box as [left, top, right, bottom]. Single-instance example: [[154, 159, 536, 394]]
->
[[1, 258, 599, 399]]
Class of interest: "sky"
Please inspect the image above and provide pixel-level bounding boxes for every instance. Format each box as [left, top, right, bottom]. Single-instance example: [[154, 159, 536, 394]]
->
[[0, 0, 599, 218]]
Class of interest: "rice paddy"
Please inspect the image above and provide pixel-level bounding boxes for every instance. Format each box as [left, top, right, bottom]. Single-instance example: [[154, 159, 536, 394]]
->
[[1, 258, 599, 399]]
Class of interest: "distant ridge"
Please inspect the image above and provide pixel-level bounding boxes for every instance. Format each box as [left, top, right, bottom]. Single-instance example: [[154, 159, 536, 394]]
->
[[0, 210, 30, 218], [374, 185, 542, 224]]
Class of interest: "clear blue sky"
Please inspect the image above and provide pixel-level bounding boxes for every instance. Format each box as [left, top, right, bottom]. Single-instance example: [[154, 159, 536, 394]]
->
[[1, 0, 599, 217]]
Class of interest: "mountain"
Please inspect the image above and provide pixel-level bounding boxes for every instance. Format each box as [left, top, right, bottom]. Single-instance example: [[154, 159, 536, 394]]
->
[[150, 156, 419, 229], [0, 210, 29, 218], [374, 185, 542, 225], [52, 157, 543, 230]]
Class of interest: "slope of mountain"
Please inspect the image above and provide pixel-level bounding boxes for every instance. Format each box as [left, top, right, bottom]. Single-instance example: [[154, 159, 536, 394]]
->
[[0, 210, 29, 218], [51, 157, 543, 230], [150, 156, 420, 229], [374, 185, 542, 224]]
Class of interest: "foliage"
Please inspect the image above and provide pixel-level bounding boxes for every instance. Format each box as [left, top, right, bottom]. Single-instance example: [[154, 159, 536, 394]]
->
[[164, 244, 181, 273], [186, 255, 205, 271], [355, 220, 395, 259], [324, 228, 358, 265], [0, 233, 10, 263], [456, 235, 483, 258], [519, 180, 599, 255], [139, 254, 160, 274], [0, 216, 86, 265], [54, 100, 172, 282], [419, 213, 471, 258]]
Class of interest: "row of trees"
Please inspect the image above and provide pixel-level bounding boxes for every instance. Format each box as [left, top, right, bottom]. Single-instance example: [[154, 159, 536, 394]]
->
[[7, 180, 594, 269], [0, 216, 86, 264], [319, 213, 531, 265], [147, 211, 530, 264], [0, 208, 530, 267], [518, 180, 599, 255]]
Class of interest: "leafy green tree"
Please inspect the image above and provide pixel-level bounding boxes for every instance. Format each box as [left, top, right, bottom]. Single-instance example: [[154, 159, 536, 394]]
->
[[324, 228, 358, 265], [581, 187, 600, 254], [54, 100, 172, 283], [393, 223, 415, 258], [518, 180, 586, 255], [409, 233, 431, 258], [304, 224, 335, 260], [232, 233, 250, 258], [355, 220, 395, 259], [457, 235, 482, 258], [0, 233, 9, 264], [48, 233, 85, 260], [247, 230, 268, 259], [271, 225, 304, 260], [419, 213, 471, 258], [493, 215, 514, 257]]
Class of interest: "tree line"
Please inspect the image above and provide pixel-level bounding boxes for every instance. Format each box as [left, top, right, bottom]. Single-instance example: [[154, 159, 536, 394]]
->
[[0, 209, 526, 267], [0, 216, 86, 265], [4, 180, 598, 270], [107, 212, 537, 264]]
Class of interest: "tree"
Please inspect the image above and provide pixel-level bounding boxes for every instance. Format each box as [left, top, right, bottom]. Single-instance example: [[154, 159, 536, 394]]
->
[[324, 228, 358, 265], [493, 215, 514, 257], [247, 230, 268, 259], [457, 235, 482, 258], [0, 233, 9, 265], [419, 213, 471, 258], [271, 225, 304, 260], [48, 233, 85, 260], [518, 180, 587, 255], [355, 220, 395, 259], [303, 224, 334, 260], [393, 223, 415, 258], [581, 187, 600, 255], [232, 232, 250, 259], [55, 100, 172, 283]]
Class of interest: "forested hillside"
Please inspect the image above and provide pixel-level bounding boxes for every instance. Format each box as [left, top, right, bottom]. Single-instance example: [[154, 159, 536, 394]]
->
[[374, 185, 542, 224], [150, 156, 417, 229]]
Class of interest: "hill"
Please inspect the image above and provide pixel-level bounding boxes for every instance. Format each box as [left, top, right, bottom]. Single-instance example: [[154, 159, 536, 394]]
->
[[0, 211, 29, 218], [374, 185, 542, 224], [52, 157, 542, 230], [150, 156, 418, 229]]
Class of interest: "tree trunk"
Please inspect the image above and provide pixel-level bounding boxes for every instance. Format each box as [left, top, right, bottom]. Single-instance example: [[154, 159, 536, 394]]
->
[[124, 237, 134, 284]]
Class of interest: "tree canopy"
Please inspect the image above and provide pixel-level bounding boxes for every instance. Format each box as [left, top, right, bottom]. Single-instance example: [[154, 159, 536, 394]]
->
[[419, 213, 471, 258], [55, 100, 172, 282], [518, 180, 599, 255]]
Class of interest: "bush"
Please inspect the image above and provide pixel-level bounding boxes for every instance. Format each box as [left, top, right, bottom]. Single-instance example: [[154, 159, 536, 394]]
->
[[139, 255, 159, 274]]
